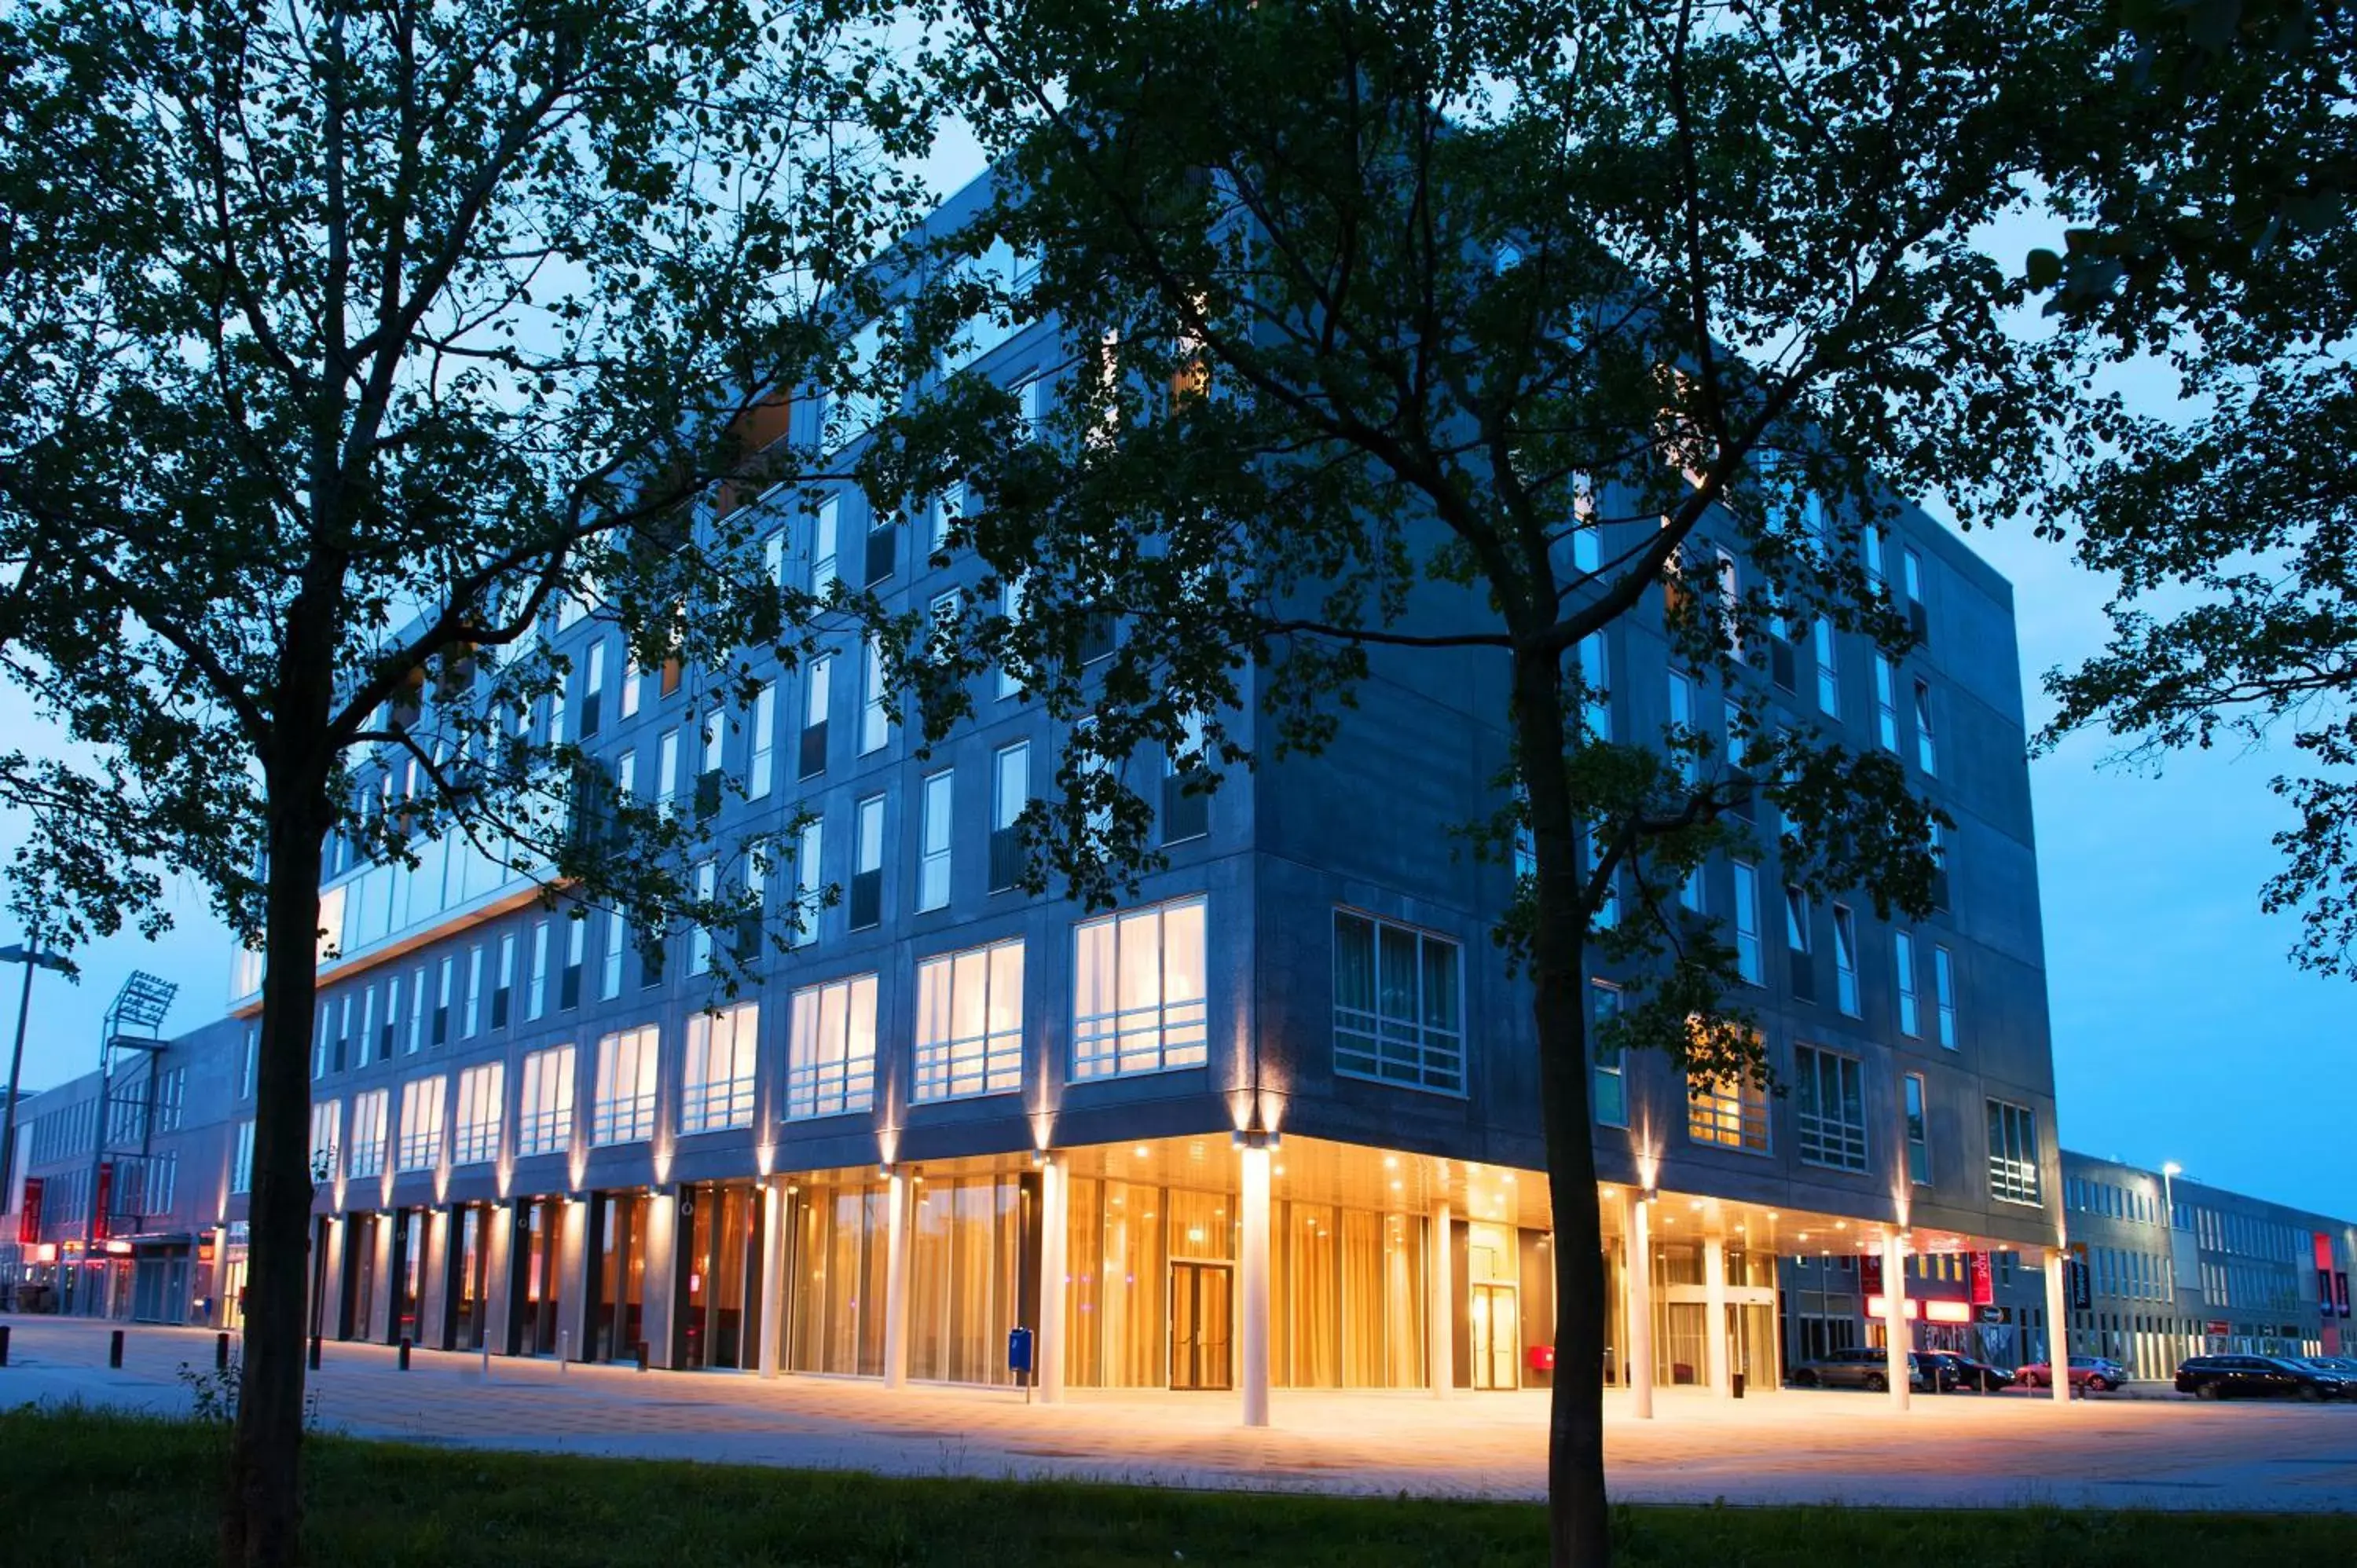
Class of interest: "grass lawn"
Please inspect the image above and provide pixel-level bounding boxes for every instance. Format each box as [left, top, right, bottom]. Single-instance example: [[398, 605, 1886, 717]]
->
[[2, 1403, 2352, 1566]]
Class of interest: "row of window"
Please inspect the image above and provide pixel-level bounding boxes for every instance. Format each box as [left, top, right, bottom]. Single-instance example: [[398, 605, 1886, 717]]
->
[[1589, 980, 2033, 1200], [2066, 1173, 2164, 1227]]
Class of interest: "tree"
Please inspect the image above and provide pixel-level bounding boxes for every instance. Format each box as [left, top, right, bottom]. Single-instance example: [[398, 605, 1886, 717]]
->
[[0, 2, 923, 1559], [2030, 2, 2357, 973], [868, 1, 2101, 1561]]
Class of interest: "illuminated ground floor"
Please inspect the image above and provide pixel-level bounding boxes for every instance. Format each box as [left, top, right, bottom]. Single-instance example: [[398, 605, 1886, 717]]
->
[[191, 1133, 2063, 1419]]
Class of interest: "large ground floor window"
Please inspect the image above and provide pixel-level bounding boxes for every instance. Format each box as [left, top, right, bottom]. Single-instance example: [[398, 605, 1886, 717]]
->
[[909, 1174, 1024, 1386], [789, 1179, 889, 1376]]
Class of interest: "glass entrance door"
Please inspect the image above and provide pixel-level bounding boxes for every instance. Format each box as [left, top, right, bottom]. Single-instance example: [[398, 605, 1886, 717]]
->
[[1169, 1262, 1233, 1390], [1471, 1283, 1520, 1390]]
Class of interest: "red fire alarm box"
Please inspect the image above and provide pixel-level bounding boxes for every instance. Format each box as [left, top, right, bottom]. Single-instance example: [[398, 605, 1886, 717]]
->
[[1527, 1344, 1556, 1374]]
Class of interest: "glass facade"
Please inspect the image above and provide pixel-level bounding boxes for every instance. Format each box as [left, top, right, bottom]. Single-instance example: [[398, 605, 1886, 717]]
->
[[908, 1174, 1025, 1385], [789, 1180, 890, 1376]]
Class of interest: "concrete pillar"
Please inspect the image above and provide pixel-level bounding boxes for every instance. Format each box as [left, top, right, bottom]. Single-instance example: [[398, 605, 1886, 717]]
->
[[1238, 1141, 1271, 1427], [641, 1188, 679, 1368], [2045, 1243, 2072, 1409], [317, 1217, 346, 1341], [1038, 1156, 1069, 1404], [1882, 1233, 1911, 1412], [368, 1214, 396, 1344], [1428, 1199, 1454, 1397], [1703, 1233, 1731, 1398], [1627, 1194, 1655, 1419], [882, 1169, 909, 1388], [559, 1197, 589, 1361], [757, 1178, 786, 1379], [483, 1204, 515, 1355], [420, 1208, 452, 1349]]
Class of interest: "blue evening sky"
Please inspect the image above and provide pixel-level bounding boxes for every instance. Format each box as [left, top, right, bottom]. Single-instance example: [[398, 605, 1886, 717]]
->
[[1, 124, 2346, 1225]]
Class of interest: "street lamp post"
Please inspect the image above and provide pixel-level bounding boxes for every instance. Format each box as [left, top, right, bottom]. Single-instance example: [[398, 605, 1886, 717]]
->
[[0, 939, 72, 1207]]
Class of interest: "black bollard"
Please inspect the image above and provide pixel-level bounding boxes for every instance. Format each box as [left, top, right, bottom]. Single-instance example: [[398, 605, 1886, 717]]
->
[[398, 1337, 411, 1372], [215, 1332, 230, 1371], [308, 1334, 321, 1371], [634, 1339, 649, 1373], [0, 1323, 11, 1366], [108, 1328, 124, 1368]]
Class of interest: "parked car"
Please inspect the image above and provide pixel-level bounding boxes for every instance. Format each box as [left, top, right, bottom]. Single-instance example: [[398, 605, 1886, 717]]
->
[[1788, 1347, 1934, 1392], [2300, 1356, 2357, 1381], [2176, 1355, 2352, 1401], [1919, 1350, 2015, 1392], [2014, 1354, 2128, 1392]]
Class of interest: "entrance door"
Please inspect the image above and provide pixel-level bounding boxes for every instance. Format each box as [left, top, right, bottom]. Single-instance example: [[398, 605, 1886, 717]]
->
[[1169, 1262, 1233, 1390], [1471, 1283, 1520, 1390]]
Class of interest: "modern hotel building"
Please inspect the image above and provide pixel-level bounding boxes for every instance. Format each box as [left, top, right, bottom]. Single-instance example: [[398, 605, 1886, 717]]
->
[[3, 178, 2073, 1412]]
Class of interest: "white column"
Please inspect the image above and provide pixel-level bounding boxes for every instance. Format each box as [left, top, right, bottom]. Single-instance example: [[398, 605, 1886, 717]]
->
[[420, 1208, 452, 1349], [1626, 1194, 1655, 1420], [1882, 1233, 1911, 1412], [1238, 1141, 1271, 1427], [368, 1215, 396, 1343], [640, 1188, 678, 1368], [1038, 1156, 1069, 1404], [1703, 1233, 1731, 1398], [757, 1178, 786, 1379], [882, 1168, 909, 1388], [483, 1205, 514, 1356], [1428, 1199, 1454, 1397], [559, 1198, 589, 1362], [2045, 1243, 2072, 1409]]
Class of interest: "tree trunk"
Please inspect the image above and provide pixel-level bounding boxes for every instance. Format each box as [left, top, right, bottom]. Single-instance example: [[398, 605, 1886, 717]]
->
[[225, 790, 328, 1567], [1513, 650, 1611, 1568]]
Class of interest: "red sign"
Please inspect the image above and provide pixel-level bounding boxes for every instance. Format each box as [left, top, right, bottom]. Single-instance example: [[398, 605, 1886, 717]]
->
[[16, 1176, 41, 1244], [92, 1161, 113, 1241], [1969, 1251, 1994, 1307], [2205, 1319, 2231, 1338], [1860, 1254, 1885, 1296]]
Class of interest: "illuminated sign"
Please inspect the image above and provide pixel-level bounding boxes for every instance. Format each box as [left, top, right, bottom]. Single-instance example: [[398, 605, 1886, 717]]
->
[[1969, 1251, 1994, 1307], [16, 1176, 41, 1244], [1864, 1297, 1974, 1325]]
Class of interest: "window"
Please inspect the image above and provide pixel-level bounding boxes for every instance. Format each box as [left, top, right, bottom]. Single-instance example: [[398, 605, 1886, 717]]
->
[[592, 1026, 660, 1145], [990, 742, 1029, 892], [812, 496, 840, 596], [1688, 1065, 1769, 1152], [1904, 1073, 1931, 1185], [699, 708, 725, 815], [800, 655, 831, 778], [1793, 1046, 1867, 1171], [1903, 545, 1926, 634], [1934, 944, 1959, 1048], [859, 635, 889, 753], [1914, 680, 1937, 775], [464, 945, 484, 1037], [453, 1064, 503, 1165], [1072, 896, 1208, 1079], [405, 968, 426, 1053], [600, 913, 624, 1000], [1578, 633, 1610, 740], [309, 1098, 341, 1178], [930, 486, 961, 555], [1988, 1098, 2042, 1204], [913, 936, 1025, 1101], [1679, 866, 1703, 914], [690, 861, 717, 973], [1732, 862, 1762, 984], [843, 795, 882, 930], [1831, 903, 1861, 1017], [1813, 618, 1839, 716], [748, 683, 775, 800], [526, 921, 550, 1020], [786, 973, 878, 1119], [516, 1046, 576, 1157], [1590, 981, 1626, 1128], [1874, 655, 1899, 751], [231, 1121, 255, 1194], [621, 647, 642, 720], [790, 817, 823, 947], [997, 575, 1028, 700], [240, 1028, 258, 1101], [491, 933, 516, 1029], [396, 1076, 446, 1171], [681, 1002, 759, 1134], [1668, 672, 1696, 784], [1332, 911, 1464, 1094], [581, 642, 606, 738], [552, 919, 581, 1010], [347, 1089, 389, 1178], [360, 987, 376, 1066], [1863, 525, 1885, 591], [1162, 709, 1210, 843], [918, 769, 954, 911], [1895, 930, 1920, 1037]]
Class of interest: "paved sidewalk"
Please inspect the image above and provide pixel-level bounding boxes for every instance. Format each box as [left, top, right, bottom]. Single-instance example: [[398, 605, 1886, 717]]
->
[[5, 1315, 2354, 1511]]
